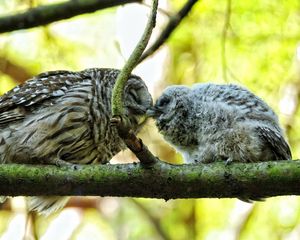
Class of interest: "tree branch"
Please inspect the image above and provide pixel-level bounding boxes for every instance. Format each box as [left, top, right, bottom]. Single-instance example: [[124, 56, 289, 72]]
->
[[0, 161, 299, 199], [110, 0, 158, 165], [111, 0, 158, 116], [139, 0, 200, 63], [0, 0, 141, 34]]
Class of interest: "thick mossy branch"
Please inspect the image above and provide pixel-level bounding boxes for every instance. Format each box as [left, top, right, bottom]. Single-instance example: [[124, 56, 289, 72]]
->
[[111, 0, 158, 115], [0, 160, 299, 199], [0, 0, 141, 34]]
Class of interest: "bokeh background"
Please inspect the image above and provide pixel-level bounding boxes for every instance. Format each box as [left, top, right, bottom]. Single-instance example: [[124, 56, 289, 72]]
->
[[0, 0, 300, 239]]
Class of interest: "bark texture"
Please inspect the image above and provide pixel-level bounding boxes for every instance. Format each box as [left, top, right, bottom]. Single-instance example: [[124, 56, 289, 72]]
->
[[0, 160, 298, 200]]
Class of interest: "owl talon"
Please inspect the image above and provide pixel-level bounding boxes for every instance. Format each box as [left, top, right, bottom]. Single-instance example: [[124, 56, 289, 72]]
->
[[110, 116, 121, 126], [48, 158, 78, 169], [70, 164, 83, 171], [53, 158, 83, 170], [225, 158, 233, 166]]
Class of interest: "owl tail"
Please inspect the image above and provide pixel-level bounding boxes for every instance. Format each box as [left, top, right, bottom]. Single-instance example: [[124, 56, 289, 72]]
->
[[28, 196, 70, 216]]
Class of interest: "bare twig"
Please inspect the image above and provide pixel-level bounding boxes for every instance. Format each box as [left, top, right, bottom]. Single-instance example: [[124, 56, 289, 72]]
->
[[141, 2, 172, 18], [139, 0, 200, 63], [110, 0, 158, 165], [110, 117, 158, 165], [111, 0, 158, 115], [0, 0, 141, 34]]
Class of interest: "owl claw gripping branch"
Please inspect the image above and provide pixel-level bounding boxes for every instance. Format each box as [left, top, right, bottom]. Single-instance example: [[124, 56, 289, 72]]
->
[[147, 83, 291, 164], [0, 68, 152, 215]]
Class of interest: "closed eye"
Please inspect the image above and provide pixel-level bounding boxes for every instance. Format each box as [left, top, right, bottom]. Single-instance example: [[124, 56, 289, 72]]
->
[[156, 96, 170, 107], [129, 90, 140, 103]]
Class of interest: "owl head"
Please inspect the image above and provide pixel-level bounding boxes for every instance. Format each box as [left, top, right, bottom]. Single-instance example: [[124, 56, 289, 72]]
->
[[146, 85, 191, 131], [122, 75, 153, 128]]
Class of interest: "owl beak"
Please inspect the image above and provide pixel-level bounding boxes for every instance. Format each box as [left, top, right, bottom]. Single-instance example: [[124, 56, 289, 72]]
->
[[146, 107, 160, 118], [126, 104, 149, 115]]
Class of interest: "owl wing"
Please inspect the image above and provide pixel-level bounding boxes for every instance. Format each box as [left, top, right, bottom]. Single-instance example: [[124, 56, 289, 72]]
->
[[239, 126, 291, 203], [0, 70, 85, 111], [218, 85, 275, 114], [256, 126, 292, 160], [0, 70, 89, 125], [194, 84, 275, 115]]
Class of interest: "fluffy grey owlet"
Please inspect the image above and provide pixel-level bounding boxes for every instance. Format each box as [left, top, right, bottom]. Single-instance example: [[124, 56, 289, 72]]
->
[[0, 68, 152, 215], [147, 83, 291, 164]]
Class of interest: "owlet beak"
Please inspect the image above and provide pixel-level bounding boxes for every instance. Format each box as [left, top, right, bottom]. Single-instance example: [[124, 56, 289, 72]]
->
[[146, 107, 160, 118]]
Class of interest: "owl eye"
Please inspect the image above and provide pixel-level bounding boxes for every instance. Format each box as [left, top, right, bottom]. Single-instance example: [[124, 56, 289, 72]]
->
[[156, 96, 170, 107], [129, 90, 140, 103]]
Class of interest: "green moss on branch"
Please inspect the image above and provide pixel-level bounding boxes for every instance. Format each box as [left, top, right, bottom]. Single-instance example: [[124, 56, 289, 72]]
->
[[0, 160, 299, 199]]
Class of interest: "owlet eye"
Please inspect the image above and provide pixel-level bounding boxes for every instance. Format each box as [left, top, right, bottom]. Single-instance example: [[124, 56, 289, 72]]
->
[[156, 96, 170, 107]]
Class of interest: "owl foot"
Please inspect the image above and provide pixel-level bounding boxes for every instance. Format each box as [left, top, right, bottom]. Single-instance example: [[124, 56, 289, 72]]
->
[[225, 157, 233, 166], [48, 158, 82, 170]]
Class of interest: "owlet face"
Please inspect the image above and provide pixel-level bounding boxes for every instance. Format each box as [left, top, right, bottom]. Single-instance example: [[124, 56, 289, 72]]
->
[[147, 85, 190, 128]]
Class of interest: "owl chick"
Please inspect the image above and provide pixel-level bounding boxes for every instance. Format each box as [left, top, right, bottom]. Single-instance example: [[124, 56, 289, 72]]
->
[[147, 83, 291, 164], [0, 68, 152, 215]]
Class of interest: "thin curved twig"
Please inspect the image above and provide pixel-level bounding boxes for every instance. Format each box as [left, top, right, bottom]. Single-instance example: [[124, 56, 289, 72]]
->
[[110, 0, 159, 165], [111, 0, 158, 115]]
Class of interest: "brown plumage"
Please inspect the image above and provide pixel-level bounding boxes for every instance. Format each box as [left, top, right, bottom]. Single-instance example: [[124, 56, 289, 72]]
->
[[0, 68, 152, 214]]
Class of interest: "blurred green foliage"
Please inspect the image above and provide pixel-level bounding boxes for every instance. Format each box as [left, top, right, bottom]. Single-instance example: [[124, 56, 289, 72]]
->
[[0, 0, 300, 239]]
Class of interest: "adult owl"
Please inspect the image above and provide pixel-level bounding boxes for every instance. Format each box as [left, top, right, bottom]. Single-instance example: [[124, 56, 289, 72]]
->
[[0, 68, 152, 214]]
